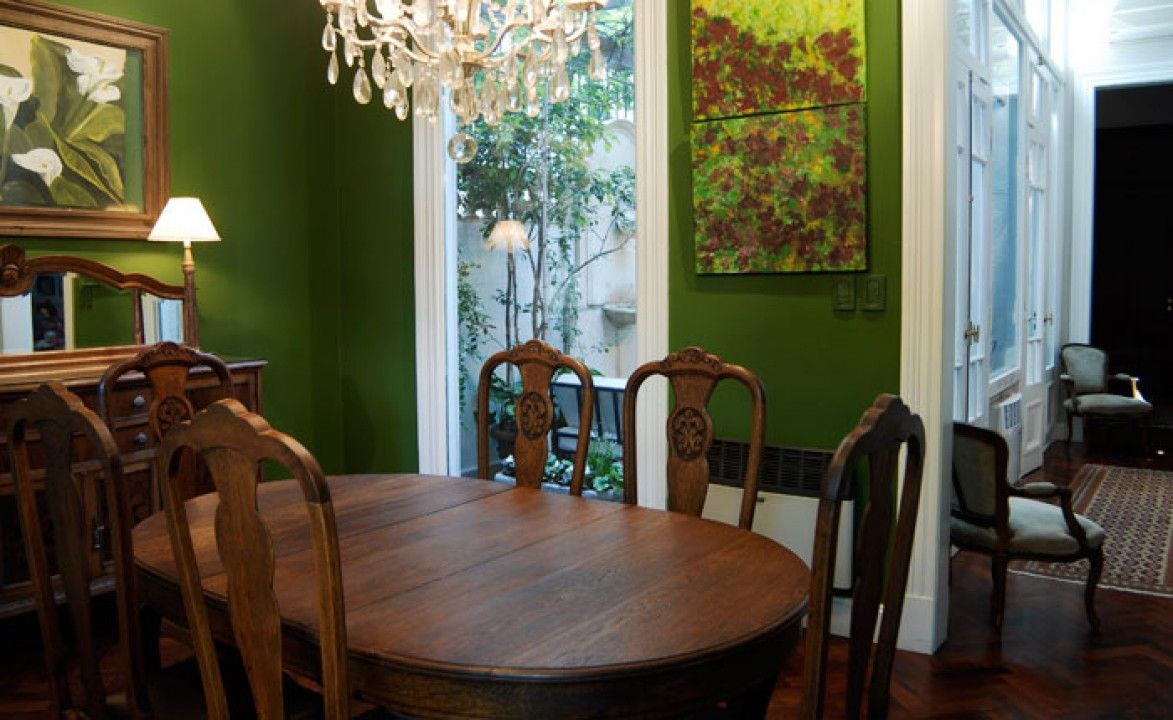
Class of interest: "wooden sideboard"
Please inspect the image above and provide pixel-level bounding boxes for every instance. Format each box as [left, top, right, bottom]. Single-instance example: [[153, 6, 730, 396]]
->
[[0, 348, 265, 618]]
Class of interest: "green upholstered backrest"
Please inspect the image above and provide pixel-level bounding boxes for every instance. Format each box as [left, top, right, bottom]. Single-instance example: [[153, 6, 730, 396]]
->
[[951, 425, 1004, 521], [1061, 345, 1107, 395]]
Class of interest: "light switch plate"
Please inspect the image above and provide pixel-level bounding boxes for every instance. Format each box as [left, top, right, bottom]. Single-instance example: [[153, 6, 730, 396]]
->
[[863, 275, 886, 311], [834, 277, 855, 311]]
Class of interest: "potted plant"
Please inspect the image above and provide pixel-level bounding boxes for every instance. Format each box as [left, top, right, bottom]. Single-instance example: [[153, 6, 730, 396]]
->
[[486, 374, 521, 459]]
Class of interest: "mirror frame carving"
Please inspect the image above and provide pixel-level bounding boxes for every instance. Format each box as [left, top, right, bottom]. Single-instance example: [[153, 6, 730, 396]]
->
[[0, 244, 195, 362]]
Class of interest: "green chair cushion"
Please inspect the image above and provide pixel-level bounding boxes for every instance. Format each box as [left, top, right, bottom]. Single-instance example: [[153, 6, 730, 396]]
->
[[1064, 393, 1152, 416], [951, 496, 1105, 556]]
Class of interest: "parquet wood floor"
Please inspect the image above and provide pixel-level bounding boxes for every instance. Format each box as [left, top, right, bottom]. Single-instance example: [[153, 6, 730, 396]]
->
[[765, 434, 1173, 719], [0, 436, 1168, 718]]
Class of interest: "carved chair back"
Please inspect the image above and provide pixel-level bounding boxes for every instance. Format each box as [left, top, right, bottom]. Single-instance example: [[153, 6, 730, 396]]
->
[[801, 394, 925, 720], [476, 339, 595, 494], [99, 341, 233, 503], [99, 341, 233, 444], [621, 346, 766, 529], [7, 383, 150, 719], [158, 399, 349, 720]]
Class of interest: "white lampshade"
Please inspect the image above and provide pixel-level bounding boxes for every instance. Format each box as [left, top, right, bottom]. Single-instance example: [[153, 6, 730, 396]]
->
[[486, 219, 529, 253], [148, 197, 221, 244]]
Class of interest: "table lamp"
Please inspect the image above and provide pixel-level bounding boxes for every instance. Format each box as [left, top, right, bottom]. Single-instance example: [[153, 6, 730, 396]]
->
[[148, 197, 220, 348]]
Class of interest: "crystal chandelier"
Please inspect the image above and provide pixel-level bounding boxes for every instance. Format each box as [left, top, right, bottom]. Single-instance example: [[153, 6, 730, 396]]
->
[[319, 0, 608, 163]]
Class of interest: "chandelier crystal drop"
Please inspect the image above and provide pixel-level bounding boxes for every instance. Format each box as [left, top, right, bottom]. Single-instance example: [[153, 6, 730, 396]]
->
[[320, 0, 609, 163]]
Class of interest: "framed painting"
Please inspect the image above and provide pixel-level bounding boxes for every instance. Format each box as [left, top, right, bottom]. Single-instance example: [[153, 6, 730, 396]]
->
[[692, 104, 867, 274], [691, 0, 866, 121], [0, 0, 168, 239]]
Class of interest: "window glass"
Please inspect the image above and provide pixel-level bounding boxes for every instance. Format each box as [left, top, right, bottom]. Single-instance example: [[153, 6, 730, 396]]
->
[[1025, 0, 1049, 49], [989, 13, 1020, 379]]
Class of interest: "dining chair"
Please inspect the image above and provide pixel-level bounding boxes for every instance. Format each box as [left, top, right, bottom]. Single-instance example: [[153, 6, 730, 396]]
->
[[158, 398, 350, 719], [98, 340, 235, 503], [621, 346, 766, 529], [951, 421, 1104, 632], [801, 394, 926, 719], [477, 338, 595, 494], [7, 382, 202, 719]]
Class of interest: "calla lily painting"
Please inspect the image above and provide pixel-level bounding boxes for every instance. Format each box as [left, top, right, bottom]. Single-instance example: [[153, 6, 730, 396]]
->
[[0, 1, 167, 239], [0, 28, 136, 211]]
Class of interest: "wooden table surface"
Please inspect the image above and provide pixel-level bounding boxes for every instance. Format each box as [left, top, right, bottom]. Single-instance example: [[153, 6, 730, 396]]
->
[[132, 474, 810, 719]]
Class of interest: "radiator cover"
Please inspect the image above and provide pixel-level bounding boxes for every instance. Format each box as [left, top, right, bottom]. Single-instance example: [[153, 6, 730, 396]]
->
[[702, 439, 853, 591]]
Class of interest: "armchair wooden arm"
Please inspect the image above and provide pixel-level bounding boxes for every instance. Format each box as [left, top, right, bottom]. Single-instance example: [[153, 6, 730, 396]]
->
[[1107, 373, 1146, 401]]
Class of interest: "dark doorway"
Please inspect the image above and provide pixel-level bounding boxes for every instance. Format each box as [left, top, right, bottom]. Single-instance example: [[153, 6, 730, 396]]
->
[[1091, 84, 1173, 422]]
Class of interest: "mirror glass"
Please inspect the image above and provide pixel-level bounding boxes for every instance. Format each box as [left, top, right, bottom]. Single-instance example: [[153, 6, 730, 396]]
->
[[0, 272, 182, 354]]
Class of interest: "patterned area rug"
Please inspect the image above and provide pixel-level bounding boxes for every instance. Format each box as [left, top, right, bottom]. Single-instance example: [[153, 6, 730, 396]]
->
[[1011, 464, 1173, 597]]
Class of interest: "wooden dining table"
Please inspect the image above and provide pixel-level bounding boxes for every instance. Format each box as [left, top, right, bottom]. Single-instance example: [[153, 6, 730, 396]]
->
[[132, 474, 810, 719]]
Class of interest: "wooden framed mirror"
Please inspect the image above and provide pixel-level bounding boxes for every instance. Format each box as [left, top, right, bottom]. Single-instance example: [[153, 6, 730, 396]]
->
[[0, 243, 196, 367]]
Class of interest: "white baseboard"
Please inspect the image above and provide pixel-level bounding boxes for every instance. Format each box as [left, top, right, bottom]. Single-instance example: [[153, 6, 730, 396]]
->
[[895, 593, 944, 654], [828, 594, 941, 655]]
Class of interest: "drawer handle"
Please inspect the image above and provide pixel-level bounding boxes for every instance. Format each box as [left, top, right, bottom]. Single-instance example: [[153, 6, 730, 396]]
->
[[132, 395, 146, 409], [134, 432, 149, 448], [756, 496, 766, 504]]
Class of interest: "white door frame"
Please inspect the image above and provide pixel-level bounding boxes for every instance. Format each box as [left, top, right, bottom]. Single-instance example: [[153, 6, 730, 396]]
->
[[900, 0, 953, 654], [1069, 62, 1173, 343], [413, 3, 671, 511]]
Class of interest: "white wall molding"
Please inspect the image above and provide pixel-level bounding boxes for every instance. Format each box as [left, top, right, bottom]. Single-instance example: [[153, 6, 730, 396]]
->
[[899, 0, 953, 654], [633, 0, 670, 511], [413, 113, 456, 474]]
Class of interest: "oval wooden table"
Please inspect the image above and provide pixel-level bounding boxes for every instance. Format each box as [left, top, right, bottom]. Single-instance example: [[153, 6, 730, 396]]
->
[[132, 474, 810, 719]]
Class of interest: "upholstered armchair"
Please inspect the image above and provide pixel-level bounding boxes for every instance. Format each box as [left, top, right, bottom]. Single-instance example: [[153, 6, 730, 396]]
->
[[1059, 343, 1152, 454], [951, 422, 1105, 632]]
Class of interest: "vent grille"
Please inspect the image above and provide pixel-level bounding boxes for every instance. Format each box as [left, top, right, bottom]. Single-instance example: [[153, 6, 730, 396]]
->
[[707, 439, 835, 498]]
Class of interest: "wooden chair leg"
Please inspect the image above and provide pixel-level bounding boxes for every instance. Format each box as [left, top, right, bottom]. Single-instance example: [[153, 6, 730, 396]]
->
[[991, 554, 1008, 632], [1086, 548, 1103, 633], [1066, 412, 1074, 456]]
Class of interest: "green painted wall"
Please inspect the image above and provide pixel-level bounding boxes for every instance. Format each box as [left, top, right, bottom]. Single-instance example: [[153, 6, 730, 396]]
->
[[3, 0, 347, 470], [332, 98, 418, 472], [667, 0, 902, 449]]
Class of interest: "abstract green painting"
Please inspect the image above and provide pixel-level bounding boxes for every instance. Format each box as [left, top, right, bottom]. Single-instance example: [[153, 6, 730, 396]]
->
[[692, 0, 866, 121], [692, 104, 866, 274]]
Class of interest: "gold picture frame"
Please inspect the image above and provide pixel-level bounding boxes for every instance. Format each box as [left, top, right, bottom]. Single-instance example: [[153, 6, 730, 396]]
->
[[0, 0, 168, 239]]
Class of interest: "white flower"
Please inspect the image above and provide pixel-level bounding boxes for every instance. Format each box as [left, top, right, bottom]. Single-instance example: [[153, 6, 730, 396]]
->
[[66, 48, 123, 103], [12, 148, 63, 188], [0, 75, 32, 129]]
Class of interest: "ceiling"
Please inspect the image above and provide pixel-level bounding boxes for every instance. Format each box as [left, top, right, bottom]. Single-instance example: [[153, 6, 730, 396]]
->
[[1109, 0, 1173, 41]]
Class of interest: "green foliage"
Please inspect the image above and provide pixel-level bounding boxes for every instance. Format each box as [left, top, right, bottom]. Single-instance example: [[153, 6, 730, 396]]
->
[[0, 35, 128, 209], [457, 1, 635, 348], [456, 3, 636, 432], [586, 438, 624, 495], [457, 259, 494, 418]]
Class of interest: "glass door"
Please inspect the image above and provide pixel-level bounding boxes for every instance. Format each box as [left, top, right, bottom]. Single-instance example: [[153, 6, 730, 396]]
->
[[451, 1, 636, 499]]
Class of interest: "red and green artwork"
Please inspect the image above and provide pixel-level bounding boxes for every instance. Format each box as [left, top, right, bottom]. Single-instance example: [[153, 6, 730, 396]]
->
[[692, 105, 866, 274], [692, 0, 866, 121]]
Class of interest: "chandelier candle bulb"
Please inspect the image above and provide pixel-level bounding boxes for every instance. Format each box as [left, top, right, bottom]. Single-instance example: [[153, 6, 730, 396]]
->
[[319, 0, 608, 163]]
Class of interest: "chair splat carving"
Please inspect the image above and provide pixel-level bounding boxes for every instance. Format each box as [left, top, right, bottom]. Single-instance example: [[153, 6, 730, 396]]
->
[[801, 394, 926, 719], [476, 339, 595, 494], [158, 399, 349, 720], [622, 346, 766, 529], [7, 382, 152, 718]]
